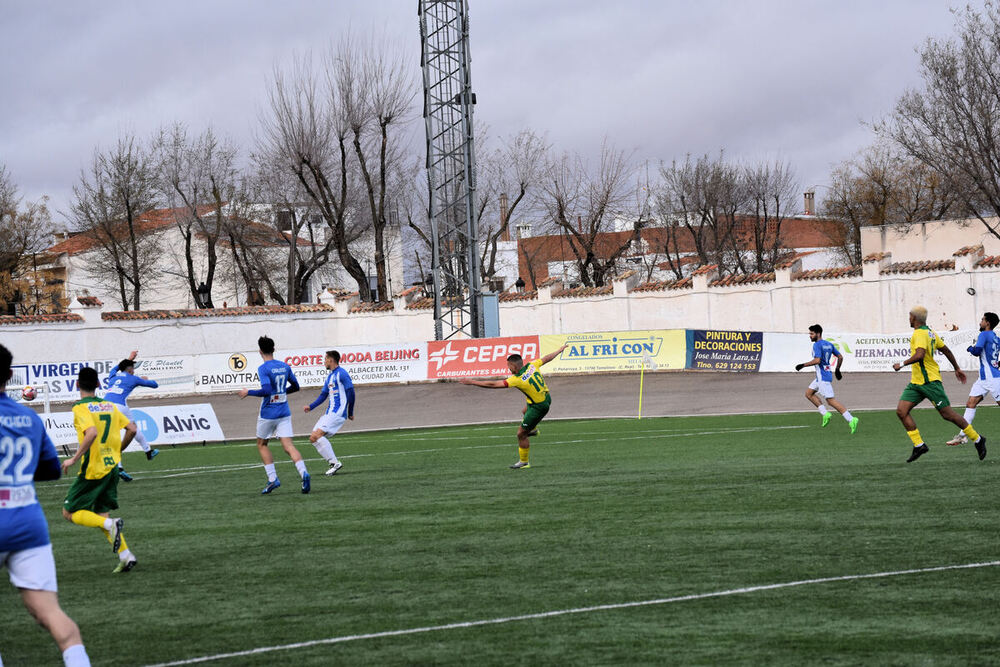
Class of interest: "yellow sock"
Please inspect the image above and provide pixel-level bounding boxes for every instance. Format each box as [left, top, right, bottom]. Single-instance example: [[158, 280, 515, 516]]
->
[[906, 429, 923, 446], [518, 447, 529, 463], [70, 510, 107, 529], [963, 424, 980, 442], [101, 529, 128, 554]]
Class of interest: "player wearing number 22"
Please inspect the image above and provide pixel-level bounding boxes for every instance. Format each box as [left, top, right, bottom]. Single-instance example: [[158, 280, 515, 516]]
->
[[461, 344, 568, 469], [0, 344, 92, 666], [61, 366, 139, 574]]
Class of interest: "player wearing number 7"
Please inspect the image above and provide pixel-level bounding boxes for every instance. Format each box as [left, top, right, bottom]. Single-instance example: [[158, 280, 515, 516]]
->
[[61, 367, 139, 574], [461, 344, 568, 469]]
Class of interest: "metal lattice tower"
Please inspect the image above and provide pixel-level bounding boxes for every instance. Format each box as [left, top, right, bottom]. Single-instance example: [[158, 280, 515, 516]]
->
[[419, 0, 483, 339]]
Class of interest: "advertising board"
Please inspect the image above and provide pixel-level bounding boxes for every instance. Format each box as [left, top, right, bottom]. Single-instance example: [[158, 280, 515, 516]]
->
[[686, 330, 763, 372], [42, 403, 226, 451], [540, 330, 686, 373], [426, 336, 540, 379]]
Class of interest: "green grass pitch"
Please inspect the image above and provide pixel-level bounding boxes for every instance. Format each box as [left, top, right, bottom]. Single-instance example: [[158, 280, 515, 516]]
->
[[2, 409, 998, 665]]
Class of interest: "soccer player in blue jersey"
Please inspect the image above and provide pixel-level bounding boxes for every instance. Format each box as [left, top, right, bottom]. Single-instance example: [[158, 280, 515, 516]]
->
[[948, 312, 1000, 446], [794, 324, 859, 433], [303, 350, 355, 476], [0, 344, 92, 667], [105, 350, 159, 482], [238, 336, 311, 494]]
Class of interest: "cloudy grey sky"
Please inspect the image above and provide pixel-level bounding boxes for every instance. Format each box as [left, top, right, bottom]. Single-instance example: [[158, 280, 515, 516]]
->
[[0, 0, 967, 222]]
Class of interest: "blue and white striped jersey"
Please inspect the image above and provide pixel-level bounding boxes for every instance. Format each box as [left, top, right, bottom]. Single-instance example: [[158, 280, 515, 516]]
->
[[308, 366, 355, 417], [968, 330, 1000, 381]]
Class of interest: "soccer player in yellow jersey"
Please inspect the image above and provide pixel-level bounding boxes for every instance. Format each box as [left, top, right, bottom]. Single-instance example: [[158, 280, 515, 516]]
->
[[892, 305, 987, 462], [461, 344, 567, 469], [61, 367, 140, 572]]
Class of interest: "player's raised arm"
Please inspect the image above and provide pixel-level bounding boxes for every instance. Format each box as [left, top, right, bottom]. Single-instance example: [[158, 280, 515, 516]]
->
[[460, 378, 507, 388], [538, 344, 568, 366]]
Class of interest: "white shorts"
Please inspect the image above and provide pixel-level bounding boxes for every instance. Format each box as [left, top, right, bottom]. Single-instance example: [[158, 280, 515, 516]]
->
[[256, 417, 294, 440], [808, 379, 835, 399], [969, 377, 1000, 402], [313, 412, 347, 436], [2, 543, 58, 592]]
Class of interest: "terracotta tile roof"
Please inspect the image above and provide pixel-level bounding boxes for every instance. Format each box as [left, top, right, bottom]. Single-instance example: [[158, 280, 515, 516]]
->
[[538, 276, 564, 288], [691, 264, 719, 276], [406, 297, 435, 310], [0, 313, 84, 326], [48, 205, 217, 256], [880, 260, 954, 275], [77, 296, 103, 307], [405, 296, 468, 310], [976, 255, 1000, 268], [100, 304, 334, 321], [631, 277, 693, 292], [774, 251, 815, 269], [552, 285, 614, 299], [614, 269, 637, 281], [349, 301, 395, 313], [954, 245, 984, 257], [394, 286, 422, 298], [862, 252, 890, 263], [499, 290, 538, 302], [793, 267, 862, 281], [709, 272, 776, 287]]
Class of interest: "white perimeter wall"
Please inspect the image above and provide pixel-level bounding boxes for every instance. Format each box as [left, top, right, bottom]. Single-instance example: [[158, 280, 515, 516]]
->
[[2, 253, 998, 364]]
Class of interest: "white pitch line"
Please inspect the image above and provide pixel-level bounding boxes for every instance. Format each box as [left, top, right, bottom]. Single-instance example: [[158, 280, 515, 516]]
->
[[145, 559, 1000, 667], [38, 425, 808, 486]]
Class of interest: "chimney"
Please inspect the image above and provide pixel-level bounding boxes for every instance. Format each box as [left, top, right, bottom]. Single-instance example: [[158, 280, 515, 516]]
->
[[499, 192, 510, 241], [803, 190, 816, 216]]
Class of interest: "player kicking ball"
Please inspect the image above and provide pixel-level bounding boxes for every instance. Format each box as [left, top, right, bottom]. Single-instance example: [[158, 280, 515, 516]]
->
[[303, 350, 354, 476], [794, 324, 859, 433], [461, 344, 567, 469]]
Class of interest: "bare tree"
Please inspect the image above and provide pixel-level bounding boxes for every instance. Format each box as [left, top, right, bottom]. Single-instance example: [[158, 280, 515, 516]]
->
[[345, 33, 417, 301], [153, 124, 242, 308], [743, 159, 798, 273], [261, 34, 418, 302], [537, 142, 648, 287], [0, 166, 59, 315], [823, 141, 964, 265], [476, 130, 548, 287], [243, 154, 345, 304], [879, 3, 1000, 237], [657, 152, 745, 275], [69, 135, 160, 310]]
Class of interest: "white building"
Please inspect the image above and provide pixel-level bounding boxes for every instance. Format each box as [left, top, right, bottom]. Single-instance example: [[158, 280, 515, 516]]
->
[[42, 205, 405, 309]]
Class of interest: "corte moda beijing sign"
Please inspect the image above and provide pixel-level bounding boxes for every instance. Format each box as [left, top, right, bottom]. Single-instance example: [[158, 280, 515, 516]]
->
[[426, 336, 540, 378], [195, 342, 427, 392]]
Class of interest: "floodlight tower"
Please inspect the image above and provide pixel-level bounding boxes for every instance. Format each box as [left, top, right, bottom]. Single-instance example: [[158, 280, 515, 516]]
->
[[418, 0, 483, 339]]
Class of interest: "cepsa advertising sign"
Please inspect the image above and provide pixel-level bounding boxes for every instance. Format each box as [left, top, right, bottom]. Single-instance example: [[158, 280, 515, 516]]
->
[[426, 336, 540, 378], [686, 330, 763, 372], [540, 330, 686, 373]]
